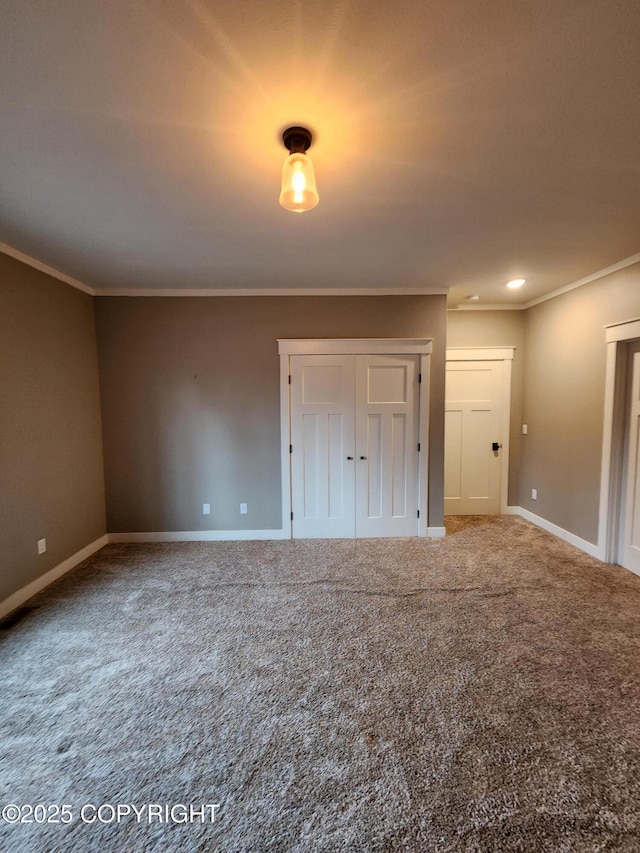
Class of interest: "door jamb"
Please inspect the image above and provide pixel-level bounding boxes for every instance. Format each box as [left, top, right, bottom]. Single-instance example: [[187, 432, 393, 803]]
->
[[445, 347, 515, 514], [278, 339, 434, 537], [598, 318, 640, 562]]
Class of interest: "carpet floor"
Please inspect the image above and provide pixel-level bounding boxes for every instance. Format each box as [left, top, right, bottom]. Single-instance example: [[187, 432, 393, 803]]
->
[[1, 516, 639, 852]]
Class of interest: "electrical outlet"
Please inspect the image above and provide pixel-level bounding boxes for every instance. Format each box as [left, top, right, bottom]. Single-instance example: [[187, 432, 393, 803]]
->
[[522, 424, 528, 435], [37, 538, 47, 555], [531, 489, 537, 500], [240, 503, 248, 515], [202, 503, 211, 515]]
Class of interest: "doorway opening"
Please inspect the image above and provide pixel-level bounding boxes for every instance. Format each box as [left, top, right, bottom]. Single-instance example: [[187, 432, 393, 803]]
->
[[599, 318, 640, 573]]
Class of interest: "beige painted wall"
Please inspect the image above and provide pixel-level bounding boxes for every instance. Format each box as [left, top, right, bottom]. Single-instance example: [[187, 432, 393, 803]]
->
[[3, 250, 637, 574], [0, 254, 106, 604], [446, 310, 525, 506], [95, 295, 447, 533], [520, 263, 640, 544]]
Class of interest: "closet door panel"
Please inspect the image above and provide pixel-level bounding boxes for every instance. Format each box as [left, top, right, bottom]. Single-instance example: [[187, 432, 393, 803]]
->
[[355, 355, 419, 537]]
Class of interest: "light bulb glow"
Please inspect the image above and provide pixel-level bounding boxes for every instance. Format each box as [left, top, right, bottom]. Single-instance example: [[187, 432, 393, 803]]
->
[[292, 168, 306, 203], [506, 278, 526, 289]]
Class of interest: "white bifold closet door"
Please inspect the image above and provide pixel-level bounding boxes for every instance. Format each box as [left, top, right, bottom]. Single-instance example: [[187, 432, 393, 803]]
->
[[290, 354, 419, 538]]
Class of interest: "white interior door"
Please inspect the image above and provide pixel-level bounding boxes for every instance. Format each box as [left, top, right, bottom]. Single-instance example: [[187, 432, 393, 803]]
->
[[619, 342, 640, 575], [290, 353, 419, 538], [290, 355, 356, 538], [444, 360, 504, 515], [355, 355, 419, 537]]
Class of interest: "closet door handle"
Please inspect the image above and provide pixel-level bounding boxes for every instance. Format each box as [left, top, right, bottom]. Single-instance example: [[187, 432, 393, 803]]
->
[[360, 456, 367, 460], [347, 456, 354, 460]]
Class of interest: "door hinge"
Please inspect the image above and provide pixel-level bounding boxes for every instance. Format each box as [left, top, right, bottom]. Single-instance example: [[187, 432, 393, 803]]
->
[[417, 509, 420, 518], [419, 373, 422, 383], [288, 374, 291, 384], [291, 511, 294, 521], [417, 442, 421, 452], [289, 444, 293, 454]]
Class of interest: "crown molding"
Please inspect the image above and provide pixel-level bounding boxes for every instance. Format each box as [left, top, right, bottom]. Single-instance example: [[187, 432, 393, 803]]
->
[[0, 245, 444, 298], [3, 237, 637, 306], [522, 253, 640, 309], [95, 287, 449, 297], [0, 242, 95, 295], [448, 304, 524, 311]]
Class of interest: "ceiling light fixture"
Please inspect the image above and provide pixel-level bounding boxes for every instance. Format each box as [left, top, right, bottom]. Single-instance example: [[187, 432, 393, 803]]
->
[[279, 126, 319, 213], [506, 278, 526, 289]]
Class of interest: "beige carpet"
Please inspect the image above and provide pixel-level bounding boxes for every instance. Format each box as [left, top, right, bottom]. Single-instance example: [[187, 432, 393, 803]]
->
[[1, 516, 639, 852]]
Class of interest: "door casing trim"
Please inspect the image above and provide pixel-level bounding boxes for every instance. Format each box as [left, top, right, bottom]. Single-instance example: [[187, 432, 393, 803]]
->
[[599, 319, 640, 563]]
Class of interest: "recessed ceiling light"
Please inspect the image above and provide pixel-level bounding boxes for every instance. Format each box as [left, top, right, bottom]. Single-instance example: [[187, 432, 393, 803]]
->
[[466, 295, 480, 301], [506, 278, 526, 289]]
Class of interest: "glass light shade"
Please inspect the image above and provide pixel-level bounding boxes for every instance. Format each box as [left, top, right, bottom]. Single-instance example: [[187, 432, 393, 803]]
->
[[279, 152, 319, 212]]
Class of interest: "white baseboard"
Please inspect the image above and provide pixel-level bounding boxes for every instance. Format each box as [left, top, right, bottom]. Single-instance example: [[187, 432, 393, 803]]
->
[[0, 534, 109, 622], [506, 506, 600, 559], [107, 529, 291, 543], [110, 528, 449, 543]]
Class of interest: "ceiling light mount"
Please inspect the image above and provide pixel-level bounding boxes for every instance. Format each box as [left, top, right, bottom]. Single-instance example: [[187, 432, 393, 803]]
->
[[279, 125, 319, 213], [282, 126, 313, 155]]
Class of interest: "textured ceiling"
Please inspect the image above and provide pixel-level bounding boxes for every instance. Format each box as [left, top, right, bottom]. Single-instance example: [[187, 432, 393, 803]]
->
[[1, 0, 639, 306]]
